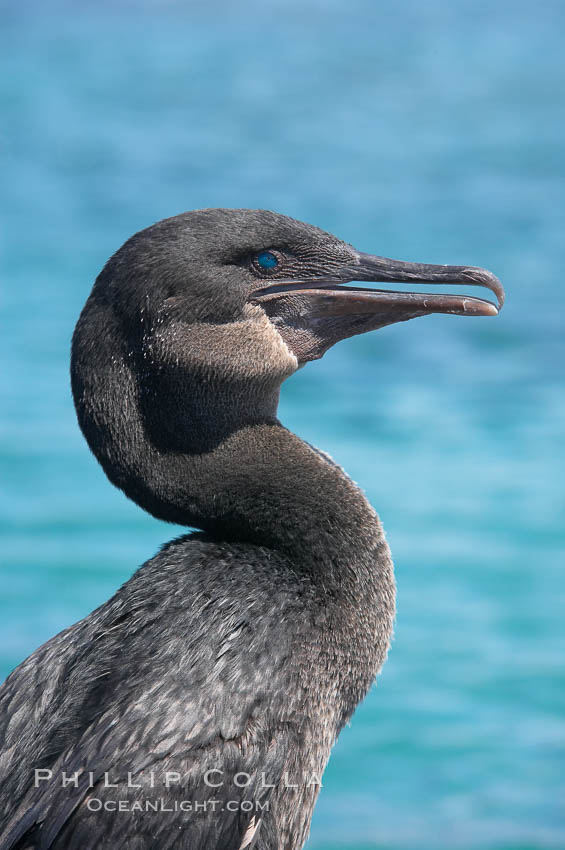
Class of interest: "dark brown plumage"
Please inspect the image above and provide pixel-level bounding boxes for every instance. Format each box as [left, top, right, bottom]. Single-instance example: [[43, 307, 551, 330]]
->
[[0, 209, 502, 849]]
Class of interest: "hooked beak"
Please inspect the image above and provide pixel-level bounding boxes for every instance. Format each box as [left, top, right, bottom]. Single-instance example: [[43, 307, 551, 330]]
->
[[250, 251, 504, 363]]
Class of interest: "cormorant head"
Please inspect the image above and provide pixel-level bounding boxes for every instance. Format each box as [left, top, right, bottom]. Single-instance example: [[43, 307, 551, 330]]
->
[[92, 208, 503, 381]]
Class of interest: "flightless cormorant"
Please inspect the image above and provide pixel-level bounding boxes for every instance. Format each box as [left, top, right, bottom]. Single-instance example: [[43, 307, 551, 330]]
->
[[0, 209, 503, 849]]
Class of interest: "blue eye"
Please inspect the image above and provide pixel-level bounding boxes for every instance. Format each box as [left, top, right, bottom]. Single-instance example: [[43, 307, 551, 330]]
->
[[257, 251, 279, 270]]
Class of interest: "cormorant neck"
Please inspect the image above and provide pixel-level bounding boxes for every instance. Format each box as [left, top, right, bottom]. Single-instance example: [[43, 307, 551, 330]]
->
[[71, 298, 386, 578], [156, 422, 383, 573]]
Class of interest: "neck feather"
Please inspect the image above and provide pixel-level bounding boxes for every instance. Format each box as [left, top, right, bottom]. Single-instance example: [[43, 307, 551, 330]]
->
[[71, 303, 389, 582]]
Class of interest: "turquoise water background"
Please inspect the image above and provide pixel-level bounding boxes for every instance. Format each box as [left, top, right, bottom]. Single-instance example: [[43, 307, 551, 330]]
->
[[1, 1, 564, 847]]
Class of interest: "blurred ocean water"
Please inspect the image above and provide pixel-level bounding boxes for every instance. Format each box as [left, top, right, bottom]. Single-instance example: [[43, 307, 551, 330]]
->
[[0, 0, 564, 847]]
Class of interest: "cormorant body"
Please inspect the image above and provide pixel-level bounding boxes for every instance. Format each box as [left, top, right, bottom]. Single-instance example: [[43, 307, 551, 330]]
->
[[0, 210, 503, 849]]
